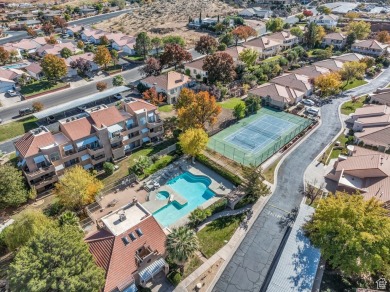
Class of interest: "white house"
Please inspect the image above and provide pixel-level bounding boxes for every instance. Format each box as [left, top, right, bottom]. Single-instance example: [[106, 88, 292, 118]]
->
[[238, 7, 273, 18], [112, 36, 136, 51], [309, 14, 339, 28], [184, 58, 207, 80], [322, 32, 346, 49], [243, 36, 281, 58], [123, 42, 136, 56], [351, 39, 388, 57], [80, 29, 106, 44], [267, 31, 299, 49]]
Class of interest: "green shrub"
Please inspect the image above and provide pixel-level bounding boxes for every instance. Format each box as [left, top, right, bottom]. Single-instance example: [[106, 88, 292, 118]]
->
[[196, 154, 242, 185], [168, 271, 182, 286], [217, 43, 227, 51], [205, 198, 228, 214], [43, 201, 64, 218], [103, 162, 115, 175]]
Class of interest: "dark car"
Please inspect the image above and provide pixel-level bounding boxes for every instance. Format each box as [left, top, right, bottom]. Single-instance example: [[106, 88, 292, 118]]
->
[[19, 108, 34, 116]]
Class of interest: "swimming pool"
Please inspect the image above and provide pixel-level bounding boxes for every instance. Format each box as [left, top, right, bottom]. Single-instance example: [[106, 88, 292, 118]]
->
[[152, 172, 215, 227], [1, 62, 30, 70]]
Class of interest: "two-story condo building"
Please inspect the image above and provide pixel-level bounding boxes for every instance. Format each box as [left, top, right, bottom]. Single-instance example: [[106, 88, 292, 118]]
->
[[351, 39, 388, 57], [309, 14, 339, 28], [322, 32, 346, 49]]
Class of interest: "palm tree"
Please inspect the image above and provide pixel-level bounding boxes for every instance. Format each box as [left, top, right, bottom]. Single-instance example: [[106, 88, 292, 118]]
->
[[166, 227, 199, 272], [58, 210, 79, 227]]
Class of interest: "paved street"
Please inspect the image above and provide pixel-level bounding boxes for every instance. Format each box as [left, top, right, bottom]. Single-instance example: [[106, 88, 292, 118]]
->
[[212, 68, 390, 292]]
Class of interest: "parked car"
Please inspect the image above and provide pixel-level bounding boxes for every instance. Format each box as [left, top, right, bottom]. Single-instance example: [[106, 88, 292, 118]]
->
[[306, 107, 319, 116], [302, 99, 315, 106], [77, 105, 87, 112], [6, 90, 18, 97], [46, 115, 56, 124], [114, 93, 123, 100], [19, 108, 34, 116]]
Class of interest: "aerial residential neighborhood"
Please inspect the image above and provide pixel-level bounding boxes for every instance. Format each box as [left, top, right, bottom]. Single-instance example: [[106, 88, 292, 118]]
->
[[0, 0, 390, 292]]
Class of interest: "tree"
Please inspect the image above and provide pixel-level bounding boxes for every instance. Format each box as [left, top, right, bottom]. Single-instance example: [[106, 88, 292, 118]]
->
[[160, 43, 192, 69], [376, 30, 390, 43], [296, 14, 304, 22], [32, 101, 44, 112], [305, 22, 325, 48], [70, 58, 92, 74], [132, 156, 152, 175], [140, 57, 161, 76], [303, 9, 313, 18], [266, 18, 284, 33], [176, 88, 222, 129], [304, 193, 390, 278], [179, 128, 208, 162], [58, 210, 79, 227], [112, 75, 124, 86], [301, 179, 325, 206], [238, 48, 259, 67], [314, 72, 342, 97], [64, 13, 71, 22], [142, 87, 165, 105], [195, 35, 218, 55], [60, 47, 72, 58], [162, 35, 186, 47], [346, 32, 357, 49], [219, 32, 234, 47], [42, 22, 54, 35], [360, 56, 375, 68], [151, 37, 163, 55], [340, 61, 367, 89], [2, 210, 53, 251], [202, 52, 236, 84], [93, 45, 112, 69], [166, 226, 199, 272], [99, 35, 109, 46], [9, 50, 18, 63], [9, 226, 105, 291], [134, 32, 151, 59], [233, 102, 246, 120], [245, 94, 261, 114], [103, 162, 115, 175], [77, 40, 85, 50], [232, 25, 257, 45], [26, 27, 37, 37], [96, 81, 107, 91], [317, 6, 332, 14], [347, 21, 371, 40], [0, 46, 10, 65], [41, 54, 67, 82], [54, 165, 104, 210], [45, 35, 58, 45], [53, 17, 67, 31], [110, 49, 119, 66], [188, 208, 211, 227], [241, 164, 270, 202], [345, 11, 360, 20], [290, 27, 304, 38]]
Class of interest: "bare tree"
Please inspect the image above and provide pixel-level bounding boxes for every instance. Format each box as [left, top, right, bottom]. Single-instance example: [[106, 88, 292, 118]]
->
[[301, 179, 325, 206]]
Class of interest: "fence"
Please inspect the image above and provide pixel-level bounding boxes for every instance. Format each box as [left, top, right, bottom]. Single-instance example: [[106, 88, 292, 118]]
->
[[151, 144, 177, 159]]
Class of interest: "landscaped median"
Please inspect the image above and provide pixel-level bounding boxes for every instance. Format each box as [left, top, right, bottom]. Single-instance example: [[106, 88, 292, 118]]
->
[[20, 80, 70, 99]]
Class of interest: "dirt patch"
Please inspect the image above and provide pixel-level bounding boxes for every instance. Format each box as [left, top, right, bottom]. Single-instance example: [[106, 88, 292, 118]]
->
[[187, 257, 225, 291], [95, 0, 239, 48]]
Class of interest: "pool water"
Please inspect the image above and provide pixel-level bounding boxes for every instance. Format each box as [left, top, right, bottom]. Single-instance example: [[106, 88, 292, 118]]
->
[[152, 172, 215, 227], [156, 191, 169, 200], [1, 62, 29, 70]]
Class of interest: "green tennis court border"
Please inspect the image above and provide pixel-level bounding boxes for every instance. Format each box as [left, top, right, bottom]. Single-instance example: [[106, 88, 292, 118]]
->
[[208, 107, 313, 166]]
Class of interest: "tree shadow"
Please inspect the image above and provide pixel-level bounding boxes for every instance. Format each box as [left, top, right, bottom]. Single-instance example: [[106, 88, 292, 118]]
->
[[278, 206, 299, 231]]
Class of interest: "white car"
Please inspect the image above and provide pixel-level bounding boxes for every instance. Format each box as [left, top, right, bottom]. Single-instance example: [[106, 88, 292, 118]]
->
[[302, 99, 315, 106], [6, 90, 18, 97], [114, 93, 123, 100]]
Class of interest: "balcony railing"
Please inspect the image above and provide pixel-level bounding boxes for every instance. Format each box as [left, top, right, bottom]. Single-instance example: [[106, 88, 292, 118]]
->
[[87, 146, 105, 156], [25, 165, 55, 179], [146, 120, 163, 129], [110, 135, 123, 144], [148, 130, 164, 138], [32, 175, 58, 187]]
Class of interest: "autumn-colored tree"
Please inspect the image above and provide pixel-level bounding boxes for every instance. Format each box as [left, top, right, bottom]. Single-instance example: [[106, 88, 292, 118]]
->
[[304, 193, 390, 278], [26, 27, 37, 37], [42, 22, 54, 35], [314, 72, 342, 97], [77, 40, 85, 50], [340, 61, 367, 89], [142, 87, 165, 105], [317, 6, 332, 15], [232, 25, 257, 45], [55, 165, 103, 210], [179, 128, 209, 162], [99, 35, 109, 46], [134, 32, 151, 59], [151, 37, 163, 55], [9, 50, 19, 63], [139, 57, 161, 76], [345, 11, 360, 20], [0, 46, 10, 65], [41, 54, 67, 82], [305, 22, 326, 48], [376, 30, 390, 43], [360, 56, 375, 68], [32, 101, 44, 112], [176, 88, 222, 129], [202, 52, 236, 84], [346, 21, 371, 40], [45, 35, 58, 45], [96, 81, 107, 91], [265, 18, 284, 33], [303, 9, 313, 17], [238, 48, 259, 67], [93, 46, 112, 69], [195, 35, 218, 55], [160, 43, 192, 69]]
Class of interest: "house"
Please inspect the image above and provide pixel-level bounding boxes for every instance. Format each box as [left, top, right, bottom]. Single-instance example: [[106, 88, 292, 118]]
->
[[267, 31, 299, 49], [270, 73, 312, 96], [351, 39, 388, 57], [36, 42, 78, 57], [184, 58, 207, 80], [322, 32, 346, 49], [13, 39, 42, 54], [238, 7, 273, 18], [248, 82, 304, 109], [332, 53, 365, 63], [67, 25, 83, 37], [369, 90, 390, 106], [0, 68, 26, 82], [17, 13, 35, 21], [42, 10, 62, 20], [309, 14, 339, 28], [312, 59, 344, 72], [6, 10, 22, 20], [15, 20, 41, 28], [123, 42, 136, 56], [86, 202, 168, 291], [243, 36, 281, 59], [81, 29, 106, 44], [14, 100, 163, 192], [224, 46, 246, 62], [291, 65, 331, 79], [244, 19, 267, 36], [24, 62, 43, 80], [140, 71, 194, 104], [0, 77, 15, 92], [326, 146, 390, 209], [188, 17, 219, 29], [111, 35, 136, 51], [347, 105, 390, 132], [2, 44, 22, 60], [65, 52, 99, 77]]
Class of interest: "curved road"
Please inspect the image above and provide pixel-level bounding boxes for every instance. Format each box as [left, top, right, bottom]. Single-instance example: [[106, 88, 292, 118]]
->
[[212, 69, 390, 292]]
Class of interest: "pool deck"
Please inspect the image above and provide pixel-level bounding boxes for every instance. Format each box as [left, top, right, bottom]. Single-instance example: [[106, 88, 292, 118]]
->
[[143, 185, 187, 213]]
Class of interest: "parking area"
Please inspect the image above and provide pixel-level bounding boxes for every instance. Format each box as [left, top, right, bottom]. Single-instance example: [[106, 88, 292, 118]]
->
[[0, 91, 22, 107]]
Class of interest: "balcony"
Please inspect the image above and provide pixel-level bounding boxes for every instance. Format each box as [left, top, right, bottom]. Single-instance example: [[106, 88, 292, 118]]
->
[[91, 154, 106, 165], [110, 135, 123, 144], [112, 146, 125, 160], [25, 165, 55, 180], [146, 120, 163, 129], [32, 175, 58, 189], [148, 130, 164, 139], [87, 146, 105, 156]]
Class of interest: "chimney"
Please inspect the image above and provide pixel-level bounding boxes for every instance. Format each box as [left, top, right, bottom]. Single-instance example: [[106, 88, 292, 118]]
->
[[181, 74, 184, 81]]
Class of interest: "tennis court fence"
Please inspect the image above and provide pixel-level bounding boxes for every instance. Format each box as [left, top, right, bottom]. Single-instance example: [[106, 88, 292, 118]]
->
[[208, 119, 313, 166]]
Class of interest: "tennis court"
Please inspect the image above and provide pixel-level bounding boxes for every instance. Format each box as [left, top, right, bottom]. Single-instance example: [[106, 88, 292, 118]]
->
[[208, 108, 312, 166]]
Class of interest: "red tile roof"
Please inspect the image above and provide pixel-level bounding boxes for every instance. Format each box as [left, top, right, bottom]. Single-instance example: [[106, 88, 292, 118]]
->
[[89, 106, 125, 128], [14, 129, 55, 157], [86, 216, 166, 292], [126, 99, 157, 112], [60, 117, 95, 141]]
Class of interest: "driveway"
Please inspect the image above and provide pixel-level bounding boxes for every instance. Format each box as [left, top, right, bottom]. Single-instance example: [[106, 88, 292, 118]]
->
[[212, 68, 390, 292]]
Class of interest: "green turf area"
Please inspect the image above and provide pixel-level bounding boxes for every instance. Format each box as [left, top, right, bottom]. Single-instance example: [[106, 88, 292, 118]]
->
[[0, 117, 38, 142], [158, 104, 174, 112], [341, 79, 367, 91], [263, 157, 282, 184], [340, 96, 366, 115], [122, 55, 144, 62], [20, 81, 67, 97], [320, 134, 348, 165], [218, 98, 244, 110], [263, 55, 282, 63], [198, 214, 244, 258]]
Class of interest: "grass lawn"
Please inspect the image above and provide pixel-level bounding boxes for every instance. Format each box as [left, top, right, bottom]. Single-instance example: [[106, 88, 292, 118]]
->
[[198, 214, 244, 258], [0, 116, 38, 142], [320, 134, 348, 165], [158, 104, 174, 112], [218, 98, 244, 110], [263, 157, 282, 184], [122, 55, 144, 62], [20, 80, 67, 97], [183, 256, 203, 278], [341, 79, 367, 91], [263, 55, 282, 63], [340, 96, 366, 115]]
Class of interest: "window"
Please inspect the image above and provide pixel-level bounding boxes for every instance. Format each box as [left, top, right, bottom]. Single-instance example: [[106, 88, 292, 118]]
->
[[122, 237, 130, 245], [50, 152, 60, 162], [129, 232, 137, 241], [136, 228, 143, 237]]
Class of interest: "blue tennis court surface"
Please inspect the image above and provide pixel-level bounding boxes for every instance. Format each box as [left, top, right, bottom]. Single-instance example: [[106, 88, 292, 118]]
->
[[208, 108, 312, 166]]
